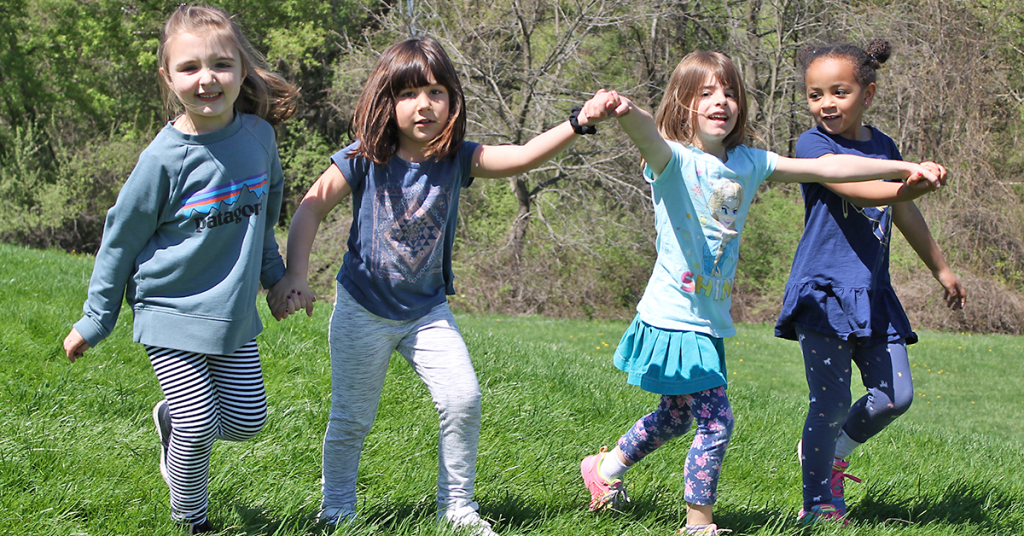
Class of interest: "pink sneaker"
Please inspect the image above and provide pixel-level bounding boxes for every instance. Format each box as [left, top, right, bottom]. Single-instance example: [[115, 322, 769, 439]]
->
[[797, 503, 847, 525], [580, 447, 629, 511], [830, 459, 861, 515]]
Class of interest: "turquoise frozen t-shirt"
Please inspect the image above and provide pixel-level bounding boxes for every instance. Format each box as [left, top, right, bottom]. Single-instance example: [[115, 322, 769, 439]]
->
[[635, 140, 778, 337]]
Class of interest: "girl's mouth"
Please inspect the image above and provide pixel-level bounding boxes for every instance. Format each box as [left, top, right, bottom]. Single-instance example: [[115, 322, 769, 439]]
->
[[708, 113, 729, 122], [822, 113, 841, 121], [198, 92, 222, 102]]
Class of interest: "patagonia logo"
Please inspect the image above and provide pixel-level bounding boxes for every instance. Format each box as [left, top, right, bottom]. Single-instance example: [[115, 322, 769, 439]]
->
[[195, 202, 261, 232], [180, 174, 269, 218]]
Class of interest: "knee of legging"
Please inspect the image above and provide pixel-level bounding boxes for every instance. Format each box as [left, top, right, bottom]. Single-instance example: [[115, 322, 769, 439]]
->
[[438, 389, 482, 421], [222, 410, 267, 441], [889, 387, 914, 416]]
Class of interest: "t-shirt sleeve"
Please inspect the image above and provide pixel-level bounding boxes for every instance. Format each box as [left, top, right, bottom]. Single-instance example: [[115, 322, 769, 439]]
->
[[459, 141, 480, 188], [795, 129, 836, 159], [330, 142, 368, 190], [643, 140, 685, 185], [752, 147, 779, 188]]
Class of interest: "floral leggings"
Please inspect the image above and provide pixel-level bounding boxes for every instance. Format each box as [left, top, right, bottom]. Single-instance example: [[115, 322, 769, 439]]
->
[[617, 386, 734, 505]]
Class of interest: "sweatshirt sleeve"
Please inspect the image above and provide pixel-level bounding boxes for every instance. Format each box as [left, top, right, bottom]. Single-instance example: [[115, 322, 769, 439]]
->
[[259, 140, 286, 289], [73, 149, 170, 348]]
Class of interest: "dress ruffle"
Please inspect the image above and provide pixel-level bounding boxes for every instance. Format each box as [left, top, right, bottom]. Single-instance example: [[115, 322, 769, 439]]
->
[[775, 281, 917, 344], [613, 315, 728, 396]]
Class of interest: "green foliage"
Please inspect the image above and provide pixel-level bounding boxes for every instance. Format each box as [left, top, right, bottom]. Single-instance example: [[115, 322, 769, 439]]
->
[[735, 185, 805, 315], [4, 244, 1024, 535]]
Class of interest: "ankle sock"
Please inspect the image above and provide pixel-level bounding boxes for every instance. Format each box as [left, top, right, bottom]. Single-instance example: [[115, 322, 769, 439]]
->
[[834, 431, 862, 460], [599, 450, 629, 481]]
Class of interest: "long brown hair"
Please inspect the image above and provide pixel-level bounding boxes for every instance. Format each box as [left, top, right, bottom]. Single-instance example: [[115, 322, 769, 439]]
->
[[157, 4, 298, 126], [349, 37, 467, 164], [655, 51, 749, 151]]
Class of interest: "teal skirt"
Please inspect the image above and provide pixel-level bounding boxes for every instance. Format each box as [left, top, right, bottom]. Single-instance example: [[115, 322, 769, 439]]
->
[[613, 314, 727, 396]]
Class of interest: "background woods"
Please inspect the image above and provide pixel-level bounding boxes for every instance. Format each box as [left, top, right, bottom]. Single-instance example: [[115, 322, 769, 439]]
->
[[2, 0, 1022, 332]]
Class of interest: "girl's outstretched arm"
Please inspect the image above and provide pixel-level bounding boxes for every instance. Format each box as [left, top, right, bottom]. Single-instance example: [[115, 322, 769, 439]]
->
[[821, 158, 946, 206], [606, 95, 672, 177], [770, 155, 941, 186], [267, 164, 352, 319], [471, 91, 622, 179], [893, 201, 967, 309]]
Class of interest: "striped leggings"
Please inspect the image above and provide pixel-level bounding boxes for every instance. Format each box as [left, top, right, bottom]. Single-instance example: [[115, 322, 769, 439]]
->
[[147, 340, 268, 524]]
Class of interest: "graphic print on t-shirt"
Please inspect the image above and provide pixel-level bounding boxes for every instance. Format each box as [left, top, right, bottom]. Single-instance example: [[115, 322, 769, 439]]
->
[[372, 182, 446, 282], [848, 202, 891, 245]]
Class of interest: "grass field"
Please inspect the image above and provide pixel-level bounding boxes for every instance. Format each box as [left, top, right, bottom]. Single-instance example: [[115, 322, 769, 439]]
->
[[1, 242, 1022, 535]]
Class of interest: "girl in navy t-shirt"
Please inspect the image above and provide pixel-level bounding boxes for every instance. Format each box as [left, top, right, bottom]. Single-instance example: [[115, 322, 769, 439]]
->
[[775, 39, 967, 525]]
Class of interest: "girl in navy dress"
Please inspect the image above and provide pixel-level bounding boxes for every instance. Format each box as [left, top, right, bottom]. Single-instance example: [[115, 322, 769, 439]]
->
[[775, 39, 967, 525]]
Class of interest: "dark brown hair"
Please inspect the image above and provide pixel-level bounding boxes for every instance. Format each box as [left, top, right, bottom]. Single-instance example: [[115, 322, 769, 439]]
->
[[349, 37, 467, 164], [655, 51, 749, 151], [157, 4, 298, 126], [798, 39, 893, 89]]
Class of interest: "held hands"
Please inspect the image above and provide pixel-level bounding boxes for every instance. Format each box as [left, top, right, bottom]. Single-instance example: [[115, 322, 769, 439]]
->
[[63, 328, 90, 362], [577, 89, 632, 126], [904, 161, 947, 195], [267, 271, 316, 321]]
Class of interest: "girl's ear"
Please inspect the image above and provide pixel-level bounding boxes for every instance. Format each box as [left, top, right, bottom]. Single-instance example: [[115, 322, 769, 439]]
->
[[159, 67, 172, 89], [863, 82, 877, 107]]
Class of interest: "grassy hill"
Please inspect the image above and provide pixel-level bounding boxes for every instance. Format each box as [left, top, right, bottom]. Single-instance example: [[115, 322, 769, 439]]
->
[[1, 243, 1021, 535]]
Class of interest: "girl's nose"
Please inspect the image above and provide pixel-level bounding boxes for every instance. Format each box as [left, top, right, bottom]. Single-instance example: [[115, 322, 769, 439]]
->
[[199, 68, 217, 86], [416, 91, 432, 109]]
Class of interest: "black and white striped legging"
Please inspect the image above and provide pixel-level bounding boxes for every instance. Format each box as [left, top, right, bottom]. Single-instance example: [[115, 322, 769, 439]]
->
[[147, 340, 267, 524]]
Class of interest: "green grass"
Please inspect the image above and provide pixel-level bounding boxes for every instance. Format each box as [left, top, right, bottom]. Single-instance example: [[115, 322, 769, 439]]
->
[[1, 242, 1022, 535]]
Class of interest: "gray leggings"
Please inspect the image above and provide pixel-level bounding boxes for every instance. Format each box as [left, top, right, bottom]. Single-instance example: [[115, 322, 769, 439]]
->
[[796, 326, 913, 508], [321, 284, 482, 514]]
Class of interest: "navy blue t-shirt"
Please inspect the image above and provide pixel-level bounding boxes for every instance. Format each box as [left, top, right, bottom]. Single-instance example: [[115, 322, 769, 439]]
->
[[331, 141, 478, 320], [775, 126, 917, 344]]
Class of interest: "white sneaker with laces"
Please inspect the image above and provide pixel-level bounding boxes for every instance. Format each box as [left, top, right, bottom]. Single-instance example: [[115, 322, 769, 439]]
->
[[440, 502, 499, 536]]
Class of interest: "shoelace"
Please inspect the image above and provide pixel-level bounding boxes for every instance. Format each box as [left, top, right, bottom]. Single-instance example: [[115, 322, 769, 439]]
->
[[831, 467, 862, 490], [604, 481, 630, 506]]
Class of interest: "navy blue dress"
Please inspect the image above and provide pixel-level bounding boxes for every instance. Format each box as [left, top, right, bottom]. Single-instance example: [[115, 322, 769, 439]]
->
[[775, 126, 917, 345]]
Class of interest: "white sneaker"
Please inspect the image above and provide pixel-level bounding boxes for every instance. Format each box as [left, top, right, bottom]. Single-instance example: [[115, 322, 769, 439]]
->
[[440, 502, 499, 536]]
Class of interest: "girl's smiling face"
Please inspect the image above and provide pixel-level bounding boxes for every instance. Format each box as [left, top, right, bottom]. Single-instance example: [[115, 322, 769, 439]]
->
[[393, 74, 450, 161], [160, 31, 243, 135], [693, 75, 739, 158], [805, 57, 876, 141]]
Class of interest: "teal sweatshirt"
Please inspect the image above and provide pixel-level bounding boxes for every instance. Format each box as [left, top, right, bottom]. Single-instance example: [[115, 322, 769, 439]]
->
[[73, 113, 286, 355]]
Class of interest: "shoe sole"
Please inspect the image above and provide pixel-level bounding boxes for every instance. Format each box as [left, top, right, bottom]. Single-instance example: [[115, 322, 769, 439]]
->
[[153, 400, 171, 485]]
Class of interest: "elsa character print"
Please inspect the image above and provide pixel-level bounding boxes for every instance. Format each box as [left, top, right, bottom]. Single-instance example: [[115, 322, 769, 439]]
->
[[705, 179, 743, 277]]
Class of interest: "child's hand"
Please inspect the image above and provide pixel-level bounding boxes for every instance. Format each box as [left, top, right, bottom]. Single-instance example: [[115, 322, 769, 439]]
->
[[919, 161, 947, 188], [936, 268, 967, 310], [267, 272, 315, 320], [63, 328, 90, 362], [904, 163, 942, 191], [579, 89, 631, 126]]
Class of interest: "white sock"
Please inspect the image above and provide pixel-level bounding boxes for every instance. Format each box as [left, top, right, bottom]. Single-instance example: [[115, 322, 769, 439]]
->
[[834, 431, 862, 461], [600, 450, 630, 481]]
